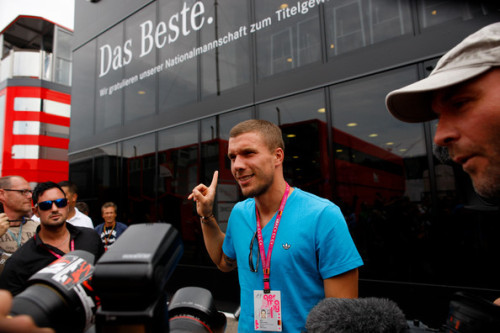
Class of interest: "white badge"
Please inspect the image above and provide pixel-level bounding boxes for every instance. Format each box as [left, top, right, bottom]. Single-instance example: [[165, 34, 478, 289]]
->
[[254, 290, 282, 331]]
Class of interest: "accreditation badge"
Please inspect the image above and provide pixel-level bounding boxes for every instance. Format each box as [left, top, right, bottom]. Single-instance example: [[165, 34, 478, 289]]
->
[[254, 290, 282, 331]]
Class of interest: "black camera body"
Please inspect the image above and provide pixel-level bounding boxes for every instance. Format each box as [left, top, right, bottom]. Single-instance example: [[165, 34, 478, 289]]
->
[[11, 223, 226, 333], [444, 292, 500, 333], [93, 223, 183, 332]]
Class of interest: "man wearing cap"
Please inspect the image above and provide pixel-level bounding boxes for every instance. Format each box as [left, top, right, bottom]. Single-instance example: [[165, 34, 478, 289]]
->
[[386, 22, 500, 304]]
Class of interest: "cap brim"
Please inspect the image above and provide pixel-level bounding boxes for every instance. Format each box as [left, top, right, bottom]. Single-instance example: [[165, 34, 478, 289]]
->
[[386, 65, 492, 123]]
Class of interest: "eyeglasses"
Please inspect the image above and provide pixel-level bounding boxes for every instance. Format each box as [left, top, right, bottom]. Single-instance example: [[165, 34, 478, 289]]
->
[[249, 231, 260, 272], [36, 198, 68, 211], [3, 189, 33, 197]]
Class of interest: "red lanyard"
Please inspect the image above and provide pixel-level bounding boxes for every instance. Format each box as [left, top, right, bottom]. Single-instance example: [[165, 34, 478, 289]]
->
[[255, 183, 290, 293], [47, 239, 74, 259], [36, 233, 75, 259]]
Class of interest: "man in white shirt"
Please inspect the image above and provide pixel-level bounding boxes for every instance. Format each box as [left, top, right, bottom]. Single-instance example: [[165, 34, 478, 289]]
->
[[58, 181, 93, 229]]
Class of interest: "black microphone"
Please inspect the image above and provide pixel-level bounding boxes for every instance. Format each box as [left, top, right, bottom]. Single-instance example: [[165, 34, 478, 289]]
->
[[306, 297, 409, 333]]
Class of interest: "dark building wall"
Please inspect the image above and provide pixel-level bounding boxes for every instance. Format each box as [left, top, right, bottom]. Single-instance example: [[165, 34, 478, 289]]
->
[[70, 0, 500, 325]]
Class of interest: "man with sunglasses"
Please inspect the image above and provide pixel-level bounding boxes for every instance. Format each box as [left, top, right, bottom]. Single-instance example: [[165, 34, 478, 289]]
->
[[0, 182, 104, 296], [189, 120, 363, 332], [0, 176, 39, 274]]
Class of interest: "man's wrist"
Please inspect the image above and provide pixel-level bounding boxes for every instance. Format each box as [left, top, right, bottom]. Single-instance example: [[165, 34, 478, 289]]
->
[[199, 213, 215, 224]]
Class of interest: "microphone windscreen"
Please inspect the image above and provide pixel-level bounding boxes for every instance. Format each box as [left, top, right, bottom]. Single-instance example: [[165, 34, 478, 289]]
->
[[306, 297, 408, 333]]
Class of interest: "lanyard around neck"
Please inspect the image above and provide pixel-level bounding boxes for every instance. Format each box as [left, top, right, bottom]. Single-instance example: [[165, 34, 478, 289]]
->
[[255, 183, 290, 293], [7, 218, 24, 248], [46, 239, 74, 259], [35, 233, 75, 259]]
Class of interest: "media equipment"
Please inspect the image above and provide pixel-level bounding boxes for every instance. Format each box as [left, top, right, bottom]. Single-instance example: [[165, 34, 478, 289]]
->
[[10, 223, 228, 333], [169, 286, 227, 333], [445, 292, 500, 332], [10, 250, 96, 333], [306, 297, 409, 333], [93, 223, 183, 332]]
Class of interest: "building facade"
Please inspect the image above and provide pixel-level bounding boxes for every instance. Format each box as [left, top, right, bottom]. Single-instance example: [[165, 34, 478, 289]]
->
[[71, 0, 500, 326], [0, 16, 72, 183]]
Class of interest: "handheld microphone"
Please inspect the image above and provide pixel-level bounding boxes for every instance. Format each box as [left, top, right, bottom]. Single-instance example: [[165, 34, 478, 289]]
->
[[306, 297, 409, 333], [10, 250, 97, 333]]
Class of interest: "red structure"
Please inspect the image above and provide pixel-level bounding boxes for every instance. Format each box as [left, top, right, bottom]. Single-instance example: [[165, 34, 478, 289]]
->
[[0, 16, 72, 183]]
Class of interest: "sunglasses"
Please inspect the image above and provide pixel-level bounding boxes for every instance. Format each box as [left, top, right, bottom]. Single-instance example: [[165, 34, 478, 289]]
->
[[36, 198, 68, 211], [249, 231, 260, 272]]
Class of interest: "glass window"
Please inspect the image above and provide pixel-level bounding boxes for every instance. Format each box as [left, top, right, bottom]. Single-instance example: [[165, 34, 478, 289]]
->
[[54, 58, 72, 86], [124, 3, 157, 123], [96, 23, 125, 130], [158, 0, 198, 112], [94, 143, 123, 221], [13, 121, 40, 135], [69, 150, 96, 202], [201, 109, 253, 232], [123, 134, 156, 223], [39, 146, 68, 161], [11, 145, 39, 159], [324, 0, 412, 57], [258, 90, 328, 196], [255, 1, 322, 78], [200, 0, 251, 97], [43, 99, 71, 118], [54, 27, 73, 86], [157, 123, 202, 264], [417, 0, 500, 29], [330, 67, 427, 282], [14, 97, 41, 112], [70, 40, 96, 143]]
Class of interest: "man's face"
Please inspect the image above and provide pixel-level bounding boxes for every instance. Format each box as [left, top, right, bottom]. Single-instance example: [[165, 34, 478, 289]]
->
[[432, 68, 500, 198], [102, 207, 117, 224], [0, 177, 33, 217], [34, 188, 69, 228], [61, 186, 76, 209], [228, 131, 281, 198]]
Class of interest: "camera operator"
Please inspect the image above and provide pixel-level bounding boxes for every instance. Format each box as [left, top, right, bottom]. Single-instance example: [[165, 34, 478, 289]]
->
[[386, 22, 500, 307], [0, 182, 104, 296]]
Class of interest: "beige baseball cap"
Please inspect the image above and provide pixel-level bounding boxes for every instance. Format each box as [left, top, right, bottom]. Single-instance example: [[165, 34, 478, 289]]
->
[[386, 22, 500, 123]]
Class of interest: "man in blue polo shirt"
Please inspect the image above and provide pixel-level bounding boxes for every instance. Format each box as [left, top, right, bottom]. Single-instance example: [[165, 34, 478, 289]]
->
[[189, 119, 363, 332]]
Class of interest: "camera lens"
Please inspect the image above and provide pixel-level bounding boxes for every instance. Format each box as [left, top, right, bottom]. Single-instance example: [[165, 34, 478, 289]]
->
[[11, 283, 78, 331]]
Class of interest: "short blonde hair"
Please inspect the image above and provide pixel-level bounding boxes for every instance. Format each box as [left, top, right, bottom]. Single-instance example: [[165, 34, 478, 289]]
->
[[229, 119, 284, 152]]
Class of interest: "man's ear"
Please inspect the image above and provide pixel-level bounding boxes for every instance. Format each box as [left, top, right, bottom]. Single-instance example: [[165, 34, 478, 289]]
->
[[274, 147, 285, 165], [33, 206, 40, 218]]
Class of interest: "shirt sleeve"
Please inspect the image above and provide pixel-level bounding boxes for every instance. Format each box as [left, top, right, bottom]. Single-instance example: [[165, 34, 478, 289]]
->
[[316, 204, 363, 279]]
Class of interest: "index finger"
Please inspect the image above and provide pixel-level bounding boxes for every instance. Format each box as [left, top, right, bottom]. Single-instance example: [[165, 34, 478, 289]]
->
[[208, 171, 219, 190]]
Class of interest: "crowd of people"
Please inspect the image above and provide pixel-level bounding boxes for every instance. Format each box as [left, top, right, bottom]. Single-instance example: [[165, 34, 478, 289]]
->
[[0, 178, 128, 295], [0, 21, 499, 333]]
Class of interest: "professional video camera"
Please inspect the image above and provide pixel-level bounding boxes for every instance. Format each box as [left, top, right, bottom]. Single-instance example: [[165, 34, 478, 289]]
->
[[10, 223, 227, 333]]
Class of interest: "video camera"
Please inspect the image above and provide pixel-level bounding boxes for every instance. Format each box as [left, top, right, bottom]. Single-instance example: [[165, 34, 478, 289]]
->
[[10, 223, 227, 333]]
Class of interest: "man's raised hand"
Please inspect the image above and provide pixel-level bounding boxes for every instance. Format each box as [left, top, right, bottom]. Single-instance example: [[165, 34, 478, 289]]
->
[[188, 171, 219, 218]]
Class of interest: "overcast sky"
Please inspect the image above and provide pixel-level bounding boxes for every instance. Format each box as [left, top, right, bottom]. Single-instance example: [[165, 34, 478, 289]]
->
[[0, 0, 74, 32]]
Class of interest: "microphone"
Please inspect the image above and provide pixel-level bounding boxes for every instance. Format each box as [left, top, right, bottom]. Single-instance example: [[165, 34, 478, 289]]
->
[[306, 297, 409, 333]]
